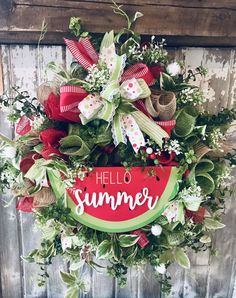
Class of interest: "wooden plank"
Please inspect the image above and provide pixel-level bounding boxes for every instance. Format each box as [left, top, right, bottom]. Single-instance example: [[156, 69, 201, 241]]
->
[[35, 45, 67, 298], [116, 268, 139, 298], [183, 252, 210, 298], [0, 45, 23, 298], [205, 186, 236, 298], [90, 261, 115, 298], [138, 264, 161, 298], [162, 265, 185, 298], [80, 265, 93, 298], [1, 1, 236, 46], [6, 44, 48, 297], [47, 257, 66, 298]]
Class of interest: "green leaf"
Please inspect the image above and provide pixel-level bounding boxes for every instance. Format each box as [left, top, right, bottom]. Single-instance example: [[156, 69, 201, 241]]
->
[[166, 231, 184, 246], [60, 271, 76, 286], [34, 143, 43, 153], [96, 240, 112, 259], [125, 247, 138, 265], [119, 234, 139, 248], [204, 218, 225, 230], [200, 235, 211, 243], [133, 11, 143, 22], [174, 248, 190, 269], [65, 286, 79, 298], [44, 243, 56, 258], [70, 260, 85, 271], [112, 239, 121, 261], [160, 73, 176, 91], [159, 250, 174, 264], [160, 72, 197, 92]]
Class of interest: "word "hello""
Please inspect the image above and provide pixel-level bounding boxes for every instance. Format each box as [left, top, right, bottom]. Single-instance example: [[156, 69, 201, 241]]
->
[[96, 171, 132, 185]]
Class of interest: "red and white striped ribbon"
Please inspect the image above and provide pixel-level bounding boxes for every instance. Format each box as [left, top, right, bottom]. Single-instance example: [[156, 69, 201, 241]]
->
[[121, 63, 155, 86], [64, 37, 99, 70]]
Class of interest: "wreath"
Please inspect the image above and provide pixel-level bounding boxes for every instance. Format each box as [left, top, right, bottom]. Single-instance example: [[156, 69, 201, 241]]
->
[[0, 3, 236, 297]]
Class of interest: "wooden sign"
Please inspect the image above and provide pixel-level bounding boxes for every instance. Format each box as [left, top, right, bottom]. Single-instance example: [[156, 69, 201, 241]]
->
[[67, 166, 179, 232]]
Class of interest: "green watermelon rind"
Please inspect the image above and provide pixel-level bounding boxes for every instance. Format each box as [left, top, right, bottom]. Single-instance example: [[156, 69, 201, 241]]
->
[[67, 167, 179, 232]]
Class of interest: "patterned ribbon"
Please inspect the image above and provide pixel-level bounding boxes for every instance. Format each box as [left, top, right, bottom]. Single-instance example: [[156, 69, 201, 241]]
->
[[121, 63, 155, 86], [65, 32, 168, 152], [60, 85, 88, 122], [64, 37, 98, 69], [77, 38, 150, 152], [163, 196, 202, 224]]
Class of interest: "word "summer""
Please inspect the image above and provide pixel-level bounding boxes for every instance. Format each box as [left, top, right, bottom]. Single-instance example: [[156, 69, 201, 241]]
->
[[74, 188, 159, 215]]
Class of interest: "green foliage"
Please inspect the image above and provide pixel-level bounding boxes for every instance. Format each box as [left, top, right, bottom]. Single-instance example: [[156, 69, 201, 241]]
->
[[60, 271, 86, 298], [0, 87, 44, 123], [69, 17, 89, 38], [174, 248, 190, 269], [204, 218, 225, 230], [160, 73, 195, 92]]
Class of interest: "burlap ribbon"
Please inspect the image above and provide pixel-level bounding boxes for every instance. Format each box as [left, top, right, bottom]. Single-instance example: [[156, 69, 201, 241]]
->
[[37, 82, 58, 104], [145, 90, 176, 120], [33, 187, 56, 208], [194, 142, 212, 161]]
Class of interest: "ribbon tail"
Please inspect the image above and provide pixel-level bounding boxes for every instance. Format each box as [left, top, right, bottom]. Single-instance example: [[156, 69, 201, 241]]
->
[[132, 110, 169, 147], [122, 114, 145, 153], [112, 114, 126, 147]]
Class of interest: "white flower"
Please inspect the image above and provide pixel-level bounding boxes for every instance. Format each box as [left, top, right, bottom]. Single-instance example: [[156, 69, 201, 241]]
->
[[151, 224, 162, 236], [155, 263, 166, 274], [166, 62, 181, 76], [164, 139, 181, 155]]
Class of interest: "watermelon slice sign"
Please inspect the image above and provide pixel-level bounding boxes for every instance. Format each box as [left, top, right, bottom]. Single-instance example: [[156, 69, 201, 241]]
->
[[67, 166, 179, 232]]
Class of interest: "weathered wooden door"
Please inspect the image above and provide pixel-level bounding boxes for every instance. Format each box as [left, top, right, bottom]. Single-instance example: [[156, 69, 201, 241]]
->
[[0, 45, 235, 298]]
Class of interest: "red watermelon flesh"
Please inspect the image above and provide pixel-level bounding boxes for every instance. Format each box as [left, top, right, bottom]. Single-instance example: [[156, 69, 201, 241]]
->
[[67, 166, 173, 221]]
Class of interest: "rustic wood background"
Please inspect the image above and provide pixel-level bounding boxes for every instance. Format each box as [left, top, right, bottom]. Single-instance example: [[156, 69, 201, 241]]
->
[[0, 44, 235, 298], [1, 1, 236, 46]]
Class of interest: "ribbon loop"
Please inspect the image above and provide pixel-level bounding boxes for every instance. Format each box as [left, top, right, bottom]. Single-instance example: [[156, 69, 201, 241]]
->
[[78, 93, 103, 119], [64, 37, 99, 69], [121, 63, 155, 86], [60, 85, 88, 122]]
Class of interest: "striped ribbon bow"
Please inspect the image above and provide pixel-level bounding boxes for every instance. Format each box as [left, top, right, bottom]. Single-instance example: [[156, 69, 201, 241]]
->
[[64, 31, 169, 152]]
